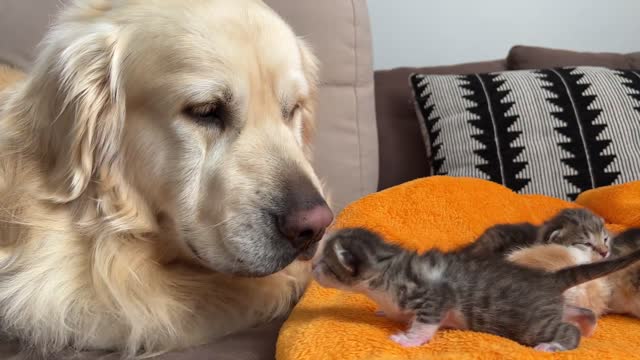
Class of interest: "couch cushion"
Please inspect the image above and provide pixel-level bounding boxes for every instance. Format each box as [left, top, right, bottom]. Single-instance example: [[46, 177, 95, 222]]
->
[[0, 318, 285, 359], [0, 0, 378, 212], [0, 0, 63, 70], [374, 60, 507, 191], [410, 66, 640, 200], [508, 45, 640, 70]]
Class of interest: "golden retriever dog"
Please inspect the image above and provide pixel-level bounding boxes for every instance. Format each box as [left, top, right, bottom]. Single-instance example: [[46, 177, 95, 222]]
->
[[0, 0, 333, 357]]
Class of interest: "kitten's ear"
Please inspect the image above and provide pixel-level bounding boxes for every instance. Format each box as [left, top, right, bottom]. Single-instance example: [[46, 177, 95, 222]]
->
[[548, 229, 563, 243], [333, 242, 359, 276]]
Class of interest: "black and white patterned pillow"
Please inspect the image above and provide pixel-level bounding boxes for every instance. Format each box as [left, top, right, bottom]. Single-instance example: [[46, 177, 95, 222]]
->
[[410, 66, 640, 200]]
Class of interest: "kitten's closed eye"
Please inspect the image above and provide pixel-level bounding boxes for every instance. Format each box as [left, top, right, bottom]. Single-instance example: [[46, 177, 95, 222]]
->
[[572, 242, 595, 250]]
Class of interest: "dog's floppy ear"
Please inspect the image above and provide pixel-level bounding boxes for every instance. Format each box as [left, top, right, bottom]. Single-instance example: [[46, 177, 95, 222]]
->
[[24, 18, 128, 203]]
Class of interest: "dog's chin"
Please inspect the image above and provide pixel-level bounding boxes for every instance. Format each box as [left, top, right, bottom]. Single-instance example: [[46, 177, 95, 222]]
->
[[187, 237, 317, 277], [297, 242, 319, 261], [220, 257, 295, 277]]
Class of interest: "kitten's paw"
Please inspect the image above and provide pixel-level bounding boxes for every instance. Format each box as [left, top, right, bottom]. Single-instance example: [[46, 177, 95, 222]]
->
[[390, 333, 429, 347], [534, 342, 567, 352]]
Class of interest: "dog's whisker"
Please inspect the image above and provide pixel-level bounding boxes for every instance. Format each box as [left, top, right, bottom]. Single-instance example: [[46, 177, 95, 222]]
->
[[202, 217, 232, 230]]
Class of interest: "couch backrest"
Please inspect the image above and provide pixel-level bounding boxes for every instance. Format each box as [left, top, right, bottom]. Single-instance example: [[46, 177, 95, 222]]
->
[[0, 0, 61, 69], [0, 0, 379, 212], [265, 0, 378, 211]]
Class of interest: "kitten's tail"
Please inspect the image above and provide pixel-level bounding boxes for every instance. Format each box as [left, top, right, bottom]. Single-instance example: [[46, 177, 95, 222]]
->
[[553, 228, 640, 290]]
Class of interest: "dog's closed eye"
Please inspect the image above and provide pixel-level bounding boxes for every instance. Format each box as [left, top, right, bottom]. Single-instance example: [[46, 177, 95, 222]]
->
[[288, 103, 301, 121], [184, 102, 227, 128]]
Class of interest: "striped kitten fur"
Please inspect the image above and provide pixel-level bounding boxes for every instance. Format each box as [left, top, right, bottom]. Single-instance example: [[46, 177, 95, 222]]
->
[[460, 208, 611, 259], [312, 227, 640, 352]]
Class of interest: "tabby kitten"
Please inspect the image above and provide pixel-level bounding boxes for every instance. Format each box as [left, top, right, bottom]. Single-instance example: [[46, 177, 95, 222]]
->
[[312, 227, 640, 351], [461, 208, 610, 259]]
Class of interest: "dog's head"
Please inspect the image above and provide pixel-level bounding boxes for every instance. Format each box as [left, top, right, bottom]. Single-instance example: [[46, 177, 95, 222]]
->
[[13, 0, 333, 276]]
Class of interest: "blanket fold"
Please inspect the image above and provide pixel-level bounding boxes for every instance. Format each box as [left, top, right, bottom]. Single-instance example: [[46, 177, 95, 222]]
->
[[277, 176, 640, 360], [576, 181, 640, 228]]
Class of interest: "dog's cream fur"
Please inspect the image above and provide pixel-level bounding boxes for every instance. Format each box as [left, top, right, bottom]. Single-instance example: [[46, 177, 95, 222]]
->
[[0, 0, 327, 357]]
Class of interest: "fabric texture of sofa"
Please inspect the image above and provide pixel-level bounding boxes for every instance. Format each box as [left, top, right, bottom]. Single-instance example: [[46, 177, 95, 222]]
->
[[507, 45, 640, 71], [266, 0, 378, 212]]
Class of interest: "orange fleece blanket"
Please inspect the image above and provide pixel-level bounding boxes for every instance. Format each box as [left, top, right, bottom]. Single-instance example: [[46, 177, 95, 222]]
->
[[277, 176, 640, 360]]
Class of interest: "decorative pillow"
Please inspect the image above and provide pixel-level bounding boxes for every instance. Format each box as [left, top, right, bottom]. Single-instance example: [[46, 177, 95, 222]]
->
[[374, 60, 508, 192], [410, 66, 640, 200]]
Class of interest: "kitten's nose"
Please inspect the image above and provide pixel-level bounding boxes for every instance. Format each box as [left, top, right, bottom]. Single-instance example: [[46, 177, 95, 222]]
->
[[596, 247, 609, 258], [278, 204, 334, 249]]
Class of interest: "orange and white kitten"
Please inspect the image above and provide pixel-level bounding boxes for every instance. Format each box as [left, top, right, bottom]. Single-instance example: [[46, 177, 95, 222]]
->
[[605, 229, 640, 318], [507, 244, 611, 316], [507, 228, 640, 318]]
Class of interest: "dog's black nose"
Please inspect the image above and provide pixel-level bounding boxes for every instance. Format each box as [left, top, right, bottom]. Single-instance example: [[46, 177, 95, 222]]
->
[[276, 170, 334, 252], [278, 204, 333, 248]]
